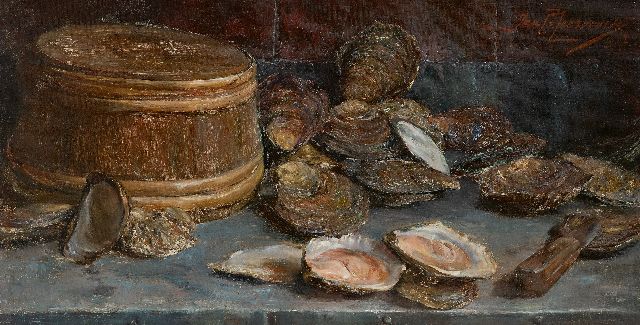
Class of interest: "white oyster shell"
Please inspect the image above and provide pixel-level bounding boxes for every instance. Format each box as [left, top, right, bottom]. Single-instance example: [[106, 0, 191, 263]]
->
[[209, 243, 303, 284], [393, 120, 450, 175], [385, 221, 497, 279], [303, 234, 405, 293]]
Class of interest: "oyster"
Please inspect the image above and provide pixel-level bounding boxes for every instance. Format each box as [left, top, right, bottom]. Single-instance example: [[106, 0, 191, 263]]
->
[[396, 268, 479, 310], [451, 133, 547, 176], [337, 22, 420, 103], [428, 106, 513, 153], [209, 243, 303, 283], [303, 234, 405, 294], [384, 221, 497, 279], [118, 207, 196, 258], [318, 100, 396, 160], [550, 208, 640, 257], [287, 144, 339, 170], [379, 99, 443, 147], [270, 162, 369, 237], [0, 203, 74, 246], [478, 157, 591, 215], [392, 120, 449, 175], [259, 74, 329, 152], [63, 173, 129, 264], [562, 153, 640, 207]]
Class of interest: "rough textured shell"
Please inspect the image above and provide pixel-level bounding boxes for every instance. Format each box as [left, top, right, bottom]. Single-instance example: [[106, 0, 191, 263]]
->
[[209, 243, 303, 283], [384, 221, 497, 279], [303, 234, 405, 294], [0, 203, 74, 246], [396, 268, 478, 310]]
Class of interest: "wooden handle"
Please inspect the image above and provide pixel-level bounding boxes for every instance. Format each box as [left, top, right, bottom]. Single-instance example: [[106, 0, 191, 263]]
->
[[513, 237, 582, 297]]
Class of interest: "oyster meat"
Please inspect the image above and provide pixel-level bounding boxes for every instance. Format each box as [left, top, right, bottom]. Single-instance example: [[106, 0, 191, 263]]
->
[[396, 268, 479, 310], [268, 162, 369, 237], [343, 159, 459, 207], [303, 234, 405, 294], [550, 208, 640, 257], [478, 157, 591, 215], [63, 173, 129, 264], [562, 153, 640, 207], [0, 202, 74, 246], [384, 221, 497, 279], [118, 207, 196, 258], [337, 22, 420, 103], [209, 243, 303, 283], [318, 100, 396, 160]]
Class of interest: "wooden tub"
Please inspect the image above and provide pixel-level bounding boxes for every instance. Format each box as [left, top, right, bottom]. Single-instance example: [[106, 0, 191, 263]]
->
[[7, 24, 264, 219]]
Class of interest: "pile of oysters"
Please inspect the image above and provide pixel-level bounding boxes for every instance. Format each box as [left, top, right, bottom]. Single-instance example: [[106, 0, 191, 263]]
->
[[210, 221, 496, 309]]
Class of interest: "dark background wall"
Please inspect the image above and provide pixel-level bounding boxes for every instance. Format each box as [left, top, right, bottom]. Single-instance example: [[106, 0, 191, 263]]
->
[[0, 1, 638, 159]]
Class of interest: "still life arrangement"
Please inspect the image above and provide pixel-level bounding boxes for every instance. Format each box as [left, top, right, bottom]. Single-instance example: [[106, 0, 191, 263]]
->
[[1, 21, 639, 312]]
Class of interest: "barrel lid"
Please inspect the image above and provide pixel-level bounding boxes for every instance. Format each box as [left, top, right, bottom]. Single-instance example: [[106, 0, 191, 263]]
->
[[36, 24, 252, 82]]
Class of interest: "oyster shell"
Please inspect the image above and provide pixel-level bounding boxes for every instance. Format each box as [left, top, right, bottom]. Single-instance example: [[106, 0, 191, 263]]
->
[[318, 100, 396, 160], [550, 208, 640, 257], [392, 120, 449, 175], [337, 22, 420, 103], [209, 243, 303, 283], [287, 144, 339, 170], [478, 157, 591, 215], [384, 221, 497, 279], [0, 203, 74, 246], [428, 106, 512, 153], [396, 268, 478, 310], [344, 159, 460, 195], [562, 153, 640, 207], [63, 173, 129, 264], [379, 99, 443, 148], [270, 162, 369, 237], [303, 234, 405, 294], [118, 207, 196, 258], [259, 74, 329, 152]]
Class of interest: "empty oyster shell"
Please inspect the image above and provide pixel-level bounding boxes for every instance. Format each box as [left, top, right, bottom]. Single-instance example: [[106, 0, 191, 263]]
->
[[0, 203, 74, 246], [451, 133, 547, 176], [379, 99, 443, 146], [550, 208, 640, 257], [63, 173, 129, 264], [271, 162, 369, 237], [318, 100, 396, 160], [259, 74, 329, 152], [392, 120, 450, 175], [478, 157, 591, 215], [344, 159, 460, 195], [396, 268, 479, 310], [384, 221, 497, 279], [303, 234, 405, 294], [428, 106, 512, 153], [337, 22, 420, 103], [118, 207, 196, 258], [209, 243, 303, 283], [562, 154, 640, 207]]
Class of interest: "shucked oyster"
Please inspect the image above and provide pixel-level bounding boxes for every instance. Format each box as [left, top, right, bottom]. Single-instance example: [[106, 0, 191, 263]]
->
[[343, 159, 459, 207], [550, 208, 640, 257], [270, 162, 369, 237], [209, 243, 303, 283], [478, 157, 591, 215], [303, 234, 405, 294], [562, 153, 640, 207], [384, 221, 497, 279], [396, 268, 479, 310], [318, 100, 396, 160]]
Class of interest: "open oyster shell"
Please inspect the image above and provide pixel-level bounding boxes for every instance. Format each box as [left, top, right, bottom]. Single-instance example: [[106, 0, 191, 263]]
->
[[478, 157, 591, 215], [392, 120, 450, 175], [550, 208, 640, 257], [562, 154, 640, 207], [209, 243, 304, 284], [384, 221, 497, 279], [0, 203, 74, 246], [303, 234, 405, 294], [269, 162, 369, 237], [396, 268, 479, 310], [318, 100, 396, 160]]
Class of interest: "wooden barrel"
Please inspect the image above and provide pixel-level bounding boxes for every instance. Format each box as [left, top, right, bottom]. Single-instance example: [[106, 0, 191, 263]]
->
[[7, 24, 264, 218]]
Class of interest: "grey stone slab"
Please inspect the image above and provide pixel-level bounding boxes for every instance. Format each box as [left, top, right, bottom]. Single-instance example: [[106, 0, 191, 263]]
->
[[0, 179, 637, 323]]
